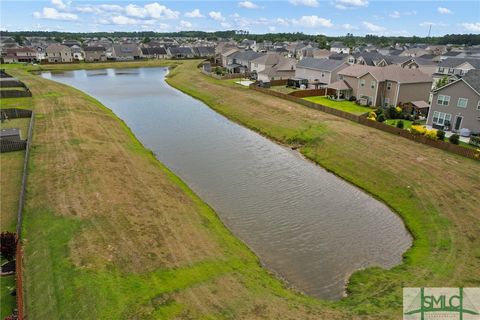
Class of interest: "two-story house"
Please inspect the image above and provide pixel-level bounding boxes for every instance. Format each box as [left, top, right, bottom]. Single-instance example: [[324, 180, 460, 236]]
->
[[295, 58, 349, 88], [46, 44, 72, 63], [337, 65, 432, 107], [330, 42, 350, 54], [84, 46, 107, 62], [432, 58, 480, 88], [427, 69, 480, 133], [3, 47, 37, 63]]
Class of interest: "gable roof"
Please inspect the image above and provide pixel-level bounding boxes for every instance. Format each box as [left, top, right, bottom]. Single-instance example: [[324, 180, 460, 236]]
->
[[433, 69, 480, 95], [251, 53, 282, 66], [84, 46, 106, 52], [297, 57, 346, 72], [338, 64, 432, 83], [438, 58, 480, 69], [231, 50, 264, 62]]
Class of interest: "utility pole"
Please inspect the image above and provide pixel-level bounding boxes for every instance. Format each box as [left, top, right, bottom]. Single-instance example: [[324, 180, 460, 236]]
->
[[427, 24, 432, 38]]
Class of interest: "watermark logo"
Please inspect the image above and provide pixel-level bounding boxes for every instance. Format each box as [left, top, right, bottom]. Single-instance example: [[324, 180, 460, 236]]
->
[[404, 288, 480, 320]]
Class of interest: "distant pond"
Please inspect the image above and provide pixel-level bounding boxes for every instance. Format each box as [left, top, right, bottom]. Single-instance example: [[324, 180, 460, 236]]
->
[[42, 67, 412, 299]]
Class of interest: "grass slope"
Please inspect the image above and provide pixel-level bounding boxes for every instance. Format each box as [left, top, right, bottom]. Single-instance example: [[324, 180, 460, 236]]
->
[[303, 96, 373, 115], [2, 59, 478, 319], [165, 60, 480, 316], [5, 61, 348, 319]]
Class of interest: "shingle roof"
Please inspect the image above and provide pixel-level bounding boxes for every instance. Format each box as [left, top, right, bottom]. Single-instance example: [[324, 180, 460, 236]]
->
[[438, 58, 480, 69], [338, 64, 432, 83], [461, 69, 480, 93], [141, 47, 167, 55], [84, 46, 106, 52], [231, 51, 264, 62], [297, 57, 346, 72]]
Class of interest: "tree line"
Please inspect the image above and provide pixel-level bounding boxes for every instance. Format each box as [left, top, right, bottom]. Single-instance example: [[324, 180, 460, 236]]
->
[[2, 30, 479, 47]]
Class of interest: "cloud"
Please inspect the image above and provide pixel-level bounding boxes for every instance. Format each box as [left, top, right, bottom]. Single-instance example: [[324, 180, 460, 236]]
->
[[461, 22, 480, 32], [437, 7, 452, 14], [51, 0, 69, 10], [209, 11, 225, 22], [334, 0, 368, 9], [179, 20, 193, 28], [362, 21, 385, 32], [289, 0, 319, 7], [389, 11, 400, 18], [268, 26, 276, 32], [184, 9, 203, 18], [220, 22, 232, 28], [341, 23, 358, 30], [292, 15, 333, 28], [124, 3, 179, 19], [33, 7, 78, 21], [238, 1, 259, 9]]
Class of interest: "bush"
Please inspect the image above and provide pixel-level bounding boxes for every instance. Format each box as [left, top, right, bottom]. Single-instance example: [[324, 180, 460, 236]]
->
[[377, 114, 386, 122], [396, 120, 404, 129], [0, 232, 16, 260], [449, 134, 460, 145], [410, 125, 427, 135], [425, 129, 438, 140], [387, 106, 398, 119], [469, 135, 480, 147], [436, 130, 446, 141], [349, 96, 356, 101]]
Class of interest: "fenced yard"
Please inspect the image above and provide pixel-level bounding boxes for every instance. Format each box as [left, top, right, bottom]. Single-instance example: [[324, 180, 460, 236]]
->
[[303, 96, 373, 115]]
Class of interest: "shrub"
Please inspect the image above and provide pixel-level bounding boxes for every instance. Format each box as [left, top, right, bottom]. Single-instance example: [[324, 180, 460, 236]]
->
[[377, 114, 386, 122], [436, 130, 446, 141], [396, 120, 404, 129], [469, 135, 480, 147], [395, 106, 402, 114], [0, 232, 16, 260], [449, 134, 460, 145], [349, 96, 356, 101], [410, 125, 427, 135], [474, 149, 480, 160], [387, 106, 398, 119], [425, 129, 438, 140]]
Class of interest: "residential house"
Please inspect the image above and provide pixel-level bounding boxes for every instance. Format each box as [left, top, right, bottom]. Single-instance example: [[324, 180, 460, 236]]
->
[[84, 46, 107, 62], [71, 45, 84, 61], [46, 44, 73, 63], [167, 47, 194, 59], [400, 48, 430, 57], [141, 47, 168, 59], [220, 48, 240, 67], [112, 44, 141, 60], [440, 51, 466, 60], [295, 58, 349, 88], [432, 58, 480, 87], [427, 69, 480, 133], [3, 47, 37, 63], [192, 46, 215, 58], [330, 42, 350, 54], [337, 65, 432, 107], [256, 57, 296, 82], [225, 51, 264, 73], [250, 53, 284, 74]]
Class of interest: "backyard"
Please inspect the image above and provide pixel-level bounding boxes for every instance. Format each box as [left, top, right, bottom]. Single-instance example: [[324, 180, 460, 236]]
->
[[303, 96, 373, 115]]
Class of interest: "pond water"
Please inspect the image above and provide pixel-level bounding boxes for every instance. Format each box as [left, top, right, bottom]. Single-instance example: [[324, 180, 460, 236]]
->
[[42, 67, 412, 299]]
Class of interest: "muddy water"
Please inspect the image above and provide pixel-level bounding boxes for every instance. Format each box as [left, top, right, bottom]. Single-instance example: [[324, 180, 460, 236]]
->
[[42, 67, 412, 299]]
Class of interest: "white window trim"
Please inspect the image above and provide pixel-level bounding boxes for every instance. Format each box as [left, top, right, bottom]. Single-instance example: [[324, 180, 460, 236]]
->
[[371, 81, 376, 89], [360, 79, 365, 87], [437, 94, 450, 106], [457, 98, 468, 108], [432, 111, 452, 126]]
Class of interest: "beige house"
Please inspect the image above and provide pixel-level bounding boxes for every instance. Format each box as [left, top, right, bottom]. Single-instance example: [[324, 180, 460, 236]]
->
[[338, 65, 432, 107], [84, 46, 107, 62], [427, 69, 480, 133], [295, 58, 349, 88], [256, 57, 296, 82], [46, 44, 72, 63]]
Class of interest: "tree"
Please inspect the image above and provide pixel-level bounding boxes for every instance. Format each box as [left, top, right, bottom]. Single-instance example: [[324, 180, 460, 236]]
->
[[143, 36, 151, 43], [435, 76, 449, 89], [14, 35, 23, 45]]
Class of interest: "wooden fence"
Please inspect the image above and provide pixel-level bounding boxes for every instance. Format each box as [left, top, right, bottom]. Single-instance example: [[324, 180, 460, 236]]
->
[[289, 88, 336, 98], [0, 139, 27, 153], [202, 70, 252, 80], [0, 89, 32, 98], [250, 85, 479, 160]]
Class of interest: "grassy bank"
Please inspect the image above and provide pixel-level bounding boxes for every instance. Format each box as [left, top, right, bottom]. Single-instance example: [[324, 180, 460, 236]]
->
[[2, 59, 478, 319], [4, 61, 349, 319], [166, 60, 480, 316], [303, 96, 373, 115]]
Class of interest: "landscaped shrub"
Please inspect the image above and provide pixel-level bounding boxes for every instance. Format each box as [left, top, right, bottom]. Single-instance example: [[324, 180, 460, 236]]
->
[[377, 114, 386, 122], [474, 149, 480, 160], [410, 125, 427, 135], [437, 130, 446, 141], [0, 232, 16, 260], [349, 96, 356, 101], [367, 111, 377, 121], [425, 129, 438, 140], [449, 134, 460, 145], [469, 135, 480, 147], [396, 120, 404, 129], [387, 106, 398, 119]]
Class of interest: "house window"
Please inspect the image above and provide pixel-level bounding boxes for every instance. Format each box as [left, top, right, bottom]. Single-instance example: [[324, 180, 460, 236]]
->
[[438, 67, 444, 73], [360, 79, 365, 87], [437, 95, 450, 106], [448, 68, 454, 74], [348, 58, 354, 63], [387, 82, 392, 90], [477, 100, 480, 110], [339, 75, 343, 80], [457, 98, 468, 108], [371, 81, 376, 89], [432, 111, 452, 126]]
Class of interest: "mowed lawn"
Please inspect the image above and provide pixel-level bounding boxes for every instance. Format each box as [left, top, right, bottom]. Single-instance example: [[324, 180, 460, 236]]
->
[[303, 96, 374, 115], [3, 60, 479, 320]]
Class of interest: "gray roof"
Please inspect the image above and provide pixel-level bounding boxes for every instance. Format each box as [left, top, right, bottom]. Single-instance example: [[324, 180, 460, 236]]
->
[[231, 50, 264, 62], [297, 57, 346, 72], [84, 46, 105, 52], [439, 58, 480, 68], [330, 41, 347, 48], [442, 51, 463, 57], [462, 69, 480, 93], [354, 52, 385, 66]]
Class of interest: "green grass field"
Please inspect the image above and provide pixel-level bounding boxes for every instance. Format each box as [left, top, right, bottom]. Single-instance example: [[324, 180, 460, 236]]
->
[[1, 60, 478, 319], [303, 96, 374, 115]]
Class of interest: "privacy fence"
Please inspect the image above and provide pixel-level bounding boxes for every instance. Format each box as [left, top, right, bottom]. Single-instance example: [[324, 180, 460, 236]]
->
[[249, 85, 479, 160], [0, 108, 35, 320], [0, 70, 32, 98]]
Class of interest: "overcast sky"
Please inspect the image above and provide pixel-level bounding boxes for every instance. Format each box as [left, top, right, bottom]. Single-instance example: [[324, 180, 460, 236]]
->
[[1, 0, 479, 36]]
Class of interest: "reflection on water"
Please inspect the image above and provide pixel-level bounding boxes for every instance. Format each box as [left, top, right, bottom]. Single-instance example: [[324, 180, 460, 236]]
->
[[42, 67, 412, 299]]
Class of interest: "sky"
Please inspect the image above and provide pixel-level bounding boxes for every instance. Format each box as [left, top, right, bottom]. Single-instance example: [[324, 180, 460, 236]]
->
[[0, 0, 479, 36]]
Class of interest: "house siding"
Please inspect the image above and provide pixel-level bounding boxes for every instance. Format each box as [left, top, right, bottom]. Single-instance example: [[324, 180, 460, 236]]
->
[[427, 80, 480, 132], [397, 82, 432, 106]]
